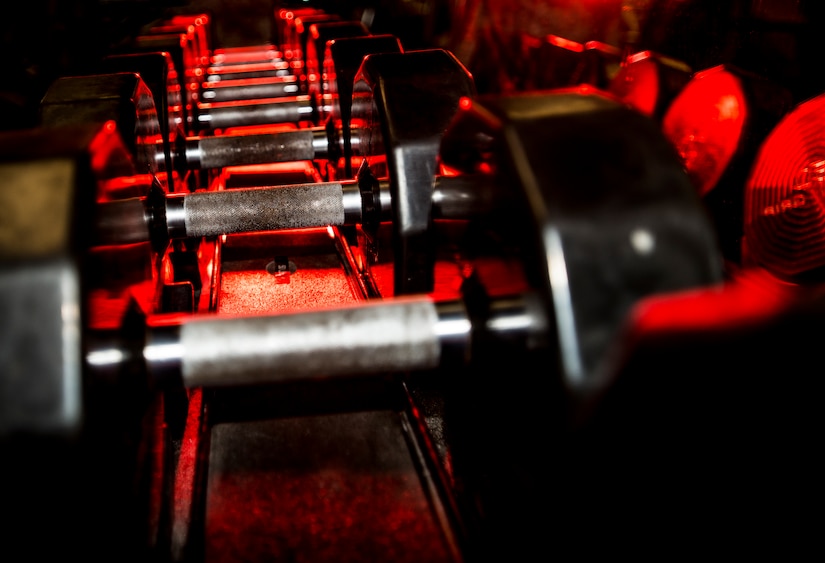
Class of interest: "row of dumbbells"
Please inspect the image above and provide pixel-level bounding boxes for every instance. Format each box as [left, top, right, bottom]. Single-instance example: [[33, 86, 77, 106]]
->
[[2, 4, 822, 560], [0, 4, 725, 436]]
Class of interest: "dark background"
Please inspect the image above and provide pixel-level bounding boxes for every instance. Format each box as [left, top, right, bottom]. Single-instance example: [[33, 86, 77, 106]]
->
[[2, 0, 824, 131]]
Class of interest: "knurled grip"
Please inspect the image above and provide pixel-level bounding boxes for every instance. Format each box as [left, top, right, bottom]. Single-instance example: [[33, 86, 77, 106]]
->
[[196, 95, 314, 130], [188, 130, 318, 169], [182, 182, 346, 237]]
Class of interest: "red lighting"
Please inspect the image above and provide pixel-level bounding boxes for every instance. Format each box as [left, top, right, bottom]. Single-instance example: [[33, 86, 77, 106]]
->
[[743, 92, 825, 281], [609, 50, 692, 120], [662, 65, 747, 197], [628, 266, 796, 337], [547, 34, 584, 52]]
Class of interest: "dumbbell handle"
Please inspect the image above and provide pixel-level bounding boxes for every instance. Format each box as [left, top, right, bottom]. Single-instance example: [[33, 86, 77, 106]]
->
[[183, 95, 374, 169], [146, 297, 457, 388], [96, 173, 497, 245], [167, 181, 364, 236], [117, 292, 541, 390], [200, 75, 300, 103], [181, 128, 336, 170], [195, 95, 314, 131]]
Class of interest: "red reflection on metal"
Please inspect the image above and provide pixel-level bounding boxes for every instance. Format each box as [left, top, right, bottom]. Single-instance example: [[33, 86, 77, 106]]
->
[[87, 120, 138, 183], [610, 50, 692, 119], [171, 388, 203, 550], [613, 54, 660, 116], [547, 34, 584, 52], [743, 92, 825, 280], [99, 174, 154, 200], [662, 65, 747, 196], [628, 267, 797, 337]]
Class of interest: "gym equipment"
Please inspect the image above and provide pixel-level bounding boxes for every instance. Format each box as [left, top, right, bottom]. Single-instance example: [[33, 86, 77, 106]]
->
[[1, 86, 722, 434], [40, 47, 475, 301], [13, 2, 818, 561], [77, 36, 406, 186], [94, 172, 498, 248], [1, 83, 725, 561]]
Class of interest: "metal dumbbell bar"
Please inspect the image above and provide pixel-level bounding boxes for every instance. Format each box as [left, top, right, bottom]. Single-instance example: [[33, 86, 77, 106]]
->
[[95, 171, 497, 247]]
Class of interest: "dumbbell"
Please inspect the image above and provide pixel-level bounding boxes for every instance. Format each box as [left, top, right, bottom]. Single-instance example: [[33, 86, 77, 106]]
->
[[0, 86, 724, 438], [219, 19, 370, 100], [186, 47, 476, 297], [119, 13, 310, 134], [93, 166, 499, 249], [115, 10, 358, 132], [105, 10, 373, 139]]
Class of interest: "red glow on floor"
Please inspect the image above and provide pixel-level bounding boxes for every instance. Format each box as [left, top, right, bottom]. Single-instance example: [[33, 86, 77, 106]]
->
[[204, 470, 452, 563]]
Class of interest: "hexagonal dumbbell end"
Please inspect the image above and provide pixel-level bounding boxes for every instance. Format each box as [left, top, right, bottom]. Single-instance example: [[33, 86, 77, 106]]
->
[[352, 49, 477, 296], [0, 122, 144, 438]]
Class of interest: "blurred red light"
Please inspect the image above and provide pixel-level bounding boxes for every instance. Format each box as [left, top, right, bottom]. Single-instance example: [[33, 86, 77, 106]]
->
[[547, 34, 584, 52], [611, 53, 660, 117], [743, 92, 825, 281], [610, 50, 692, 120], [662, 65, 747, 197]]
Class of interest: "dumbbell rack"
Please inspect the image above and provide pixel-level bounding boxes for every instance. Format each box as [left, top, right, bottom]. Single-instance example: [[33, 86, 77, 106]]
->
[[3, 3, 824, 563], [0, 7, 502, 563]]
